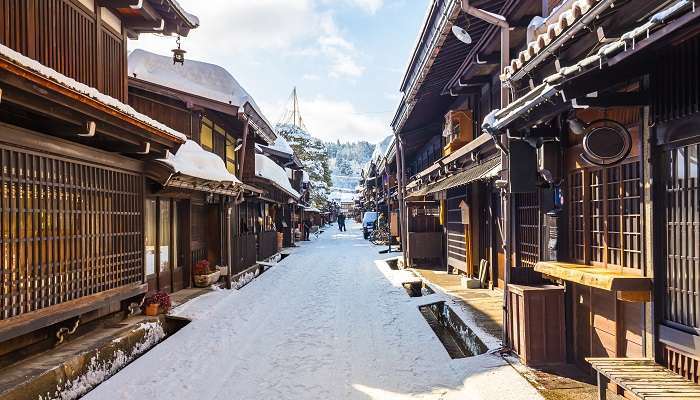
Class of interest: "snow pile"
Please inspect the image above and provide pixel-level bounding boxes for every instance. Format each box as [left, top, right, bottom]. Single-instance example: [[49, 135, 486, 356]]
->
[[128, 49, 269, 128], [43, 322, 166, 400], [0, 44, 186, 142], [255, 153, 300, 198], [234, 270, 259, 290], [159, 140, 241, 184]]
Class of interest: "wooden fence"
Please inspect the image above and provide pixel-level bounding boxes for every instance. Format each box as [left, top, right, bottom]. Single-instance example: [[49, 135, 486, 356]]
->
[[258, 231, 278, 261], [232, 234, 256, 274]]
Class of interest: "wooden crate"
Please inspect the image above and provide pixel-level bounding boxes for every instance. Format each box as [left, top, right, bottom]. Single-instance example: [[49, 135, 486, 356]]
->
[[508, 284, 566, 366]]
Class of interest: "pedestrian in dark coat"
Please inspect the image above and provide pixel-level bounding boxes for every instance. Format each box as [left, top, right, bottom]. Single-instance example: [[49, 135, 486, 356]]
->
[[303, 219, 311, 241], [338, 213, 346, 232]]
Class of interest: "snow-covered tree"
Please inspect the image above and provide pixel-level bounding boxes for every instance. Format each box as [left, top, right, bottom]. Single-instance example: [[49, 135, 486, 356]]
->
[[276, 123, 332, 207], [335, 158, 353, 176]]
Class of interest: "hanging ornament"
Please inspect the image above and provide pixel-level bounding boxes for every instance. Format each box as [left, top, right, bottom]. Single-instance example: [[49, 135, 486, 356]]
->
[[172, 35, 186, 65]]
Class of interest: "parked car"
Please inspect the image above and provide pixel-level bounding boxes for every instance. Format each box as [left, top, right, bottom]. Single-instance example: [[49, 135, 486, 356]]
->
[[362, 212, 378, 239]]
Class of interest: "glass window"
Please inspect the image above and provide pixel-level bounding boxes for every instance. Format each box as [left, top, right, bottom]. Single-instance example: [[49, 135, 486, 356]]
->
[[173, 201, 178, 270], [226, 138, 236, 175], [200, 121, 213, 150], [159, 199, 170, 273], [145, 199, 157, 276]]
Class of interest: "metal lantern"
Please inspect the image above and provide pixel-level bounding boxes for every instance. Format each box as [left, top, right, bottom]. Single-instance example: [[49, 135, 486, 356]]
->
[[172, 36, 186, 65]]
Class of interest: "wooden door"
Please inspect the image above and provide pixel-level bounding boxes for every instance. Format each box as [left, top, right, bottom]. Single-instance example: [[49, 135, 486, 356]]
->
[[172, 200, 189, 292], [157, 199, 173, 293]]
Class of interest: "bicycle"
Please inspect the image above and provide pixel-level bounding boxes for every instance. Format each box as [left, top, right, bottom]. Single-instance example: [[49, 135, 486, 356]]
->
[[369, 225, 391, 245]]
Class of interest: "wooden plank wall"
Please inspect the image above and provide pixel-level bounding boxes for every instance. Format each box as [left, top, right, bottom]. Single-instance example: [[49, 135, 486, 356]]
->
[[0, 0, 128, 101]]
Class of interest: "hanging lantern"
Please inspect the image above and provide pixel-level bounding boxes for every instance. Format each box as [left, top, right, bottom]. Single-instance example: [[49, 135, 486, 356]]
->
[[172, 35, 186, 65]]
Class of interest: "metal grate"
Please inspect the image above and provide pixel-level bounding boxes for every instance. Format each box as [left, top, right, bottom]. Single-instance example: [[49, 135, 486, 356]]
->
[[514, 192, 540, 268], [664, 143, 700, 329], [0, 147, 143, 320]]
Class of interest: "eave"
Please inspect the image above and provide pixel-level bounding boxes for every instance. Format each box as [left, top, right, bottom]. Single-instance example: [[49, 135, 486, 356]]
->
[[0, 60, 183, 154]]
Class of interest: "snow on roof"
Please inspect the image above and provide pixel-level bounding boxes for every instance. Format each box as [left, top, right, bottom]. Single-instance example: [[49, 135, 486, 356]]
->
[[486, 0, 694, 132], [372, 135, 394, 162], [159, 140, 241, 183], [128, 49, 272, 130], [502, 0, 600, 80], [264, 135, 294, 156], [0, 43, 186, 142], [255, 154, 301, 199], [304, 207, 321, 213], [166, 0, 200, 27]]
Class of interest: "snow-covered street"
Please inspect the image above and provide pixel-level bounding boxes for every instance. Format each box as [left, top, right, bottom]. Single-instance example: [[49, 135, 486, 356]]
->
[[84, 223, 542, 400]]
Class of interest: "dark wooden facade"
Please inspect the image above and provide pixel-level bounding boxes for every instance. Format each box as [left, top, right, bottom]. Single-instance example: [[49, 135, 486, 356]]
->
[[0, 0, 197, 360], [468, 0, 700, 385]]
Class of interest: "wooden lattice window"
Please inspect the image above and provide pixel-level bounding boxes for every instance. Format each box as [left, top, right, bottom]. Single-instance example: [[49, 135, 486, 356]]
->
[[664, 143, 700, 330], [567, 159, 642, 270], [515, 192, 540, 268], [0, 148, 143, 320]]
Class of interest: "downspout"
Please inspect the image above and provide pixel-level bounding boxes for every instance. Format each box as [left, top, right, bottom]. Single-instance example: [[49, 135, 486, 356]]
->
[[459, 0, 512, 346]]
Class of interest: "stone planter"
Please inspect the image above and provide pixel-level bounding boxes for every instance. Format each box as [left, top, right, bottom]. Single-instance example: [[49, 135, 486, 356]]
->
[[194, 270, 221, 287]]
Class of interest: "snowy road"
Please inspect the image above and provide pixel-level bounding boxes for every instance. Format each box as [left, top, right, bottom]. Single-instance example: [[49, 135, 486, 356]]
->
[[84, 223, 542, 400]]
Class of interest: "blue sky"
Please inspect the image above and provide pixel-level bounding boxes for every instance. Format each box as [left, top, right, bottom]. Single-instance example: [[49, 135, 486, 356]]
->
[[128, 0, 428, 144]]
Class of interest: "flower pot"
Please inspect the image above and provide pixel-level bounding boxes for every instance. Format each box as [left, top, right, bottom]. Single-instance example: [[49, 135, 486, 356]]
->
[[194, 270, 221, 287], [144, 303, 159, 316]]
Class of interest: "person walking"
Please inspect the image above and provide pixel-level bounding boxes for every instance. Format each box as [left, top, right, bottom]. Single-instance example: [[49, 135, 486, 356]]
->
[[338, 213, 346, 232], [303, 218, 311, 241]]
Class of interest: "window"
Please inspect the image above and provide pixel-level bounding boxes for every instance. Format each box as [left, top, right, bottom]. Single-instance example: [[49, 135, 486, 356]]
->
[[159, 199, 170, 273], [226, 138, 236, 175], [515, 192, 540, 268], [200, 122, 213, 150], [567, 160, 642, 270], [145, 199, 157, 276], [664, 143, 700, 329]]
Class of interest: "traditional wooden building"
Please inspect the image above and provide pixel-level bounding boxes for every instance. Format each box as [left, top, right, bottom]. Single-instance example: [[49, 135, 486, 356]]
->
[[392, 0, 540, 281], [257, 136, 305, 247], [127, 49, 279, 282], [482, 0, 700, 389], [0, 0, 197, 362]]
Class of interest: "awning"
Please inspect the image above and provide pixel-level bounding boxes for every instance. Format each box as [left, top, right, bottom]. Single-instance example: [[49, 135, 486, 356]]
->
[[406, 157, 501, 199], [152, 140, 242, 196]]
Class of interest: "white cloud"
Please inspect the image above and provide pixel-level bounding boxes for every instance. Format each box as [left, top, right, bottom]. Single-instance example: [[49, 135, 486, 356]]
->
[[265, 96, 391, 143], [348, 0, 384, 14], [130, 0, 365, 80], [303, 74, 321, 81]]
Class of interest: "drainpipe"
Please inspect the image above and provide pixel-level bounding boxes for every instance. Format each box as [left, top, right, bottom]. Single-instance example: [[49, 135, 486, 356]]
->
[[459, 0, 512, 346]]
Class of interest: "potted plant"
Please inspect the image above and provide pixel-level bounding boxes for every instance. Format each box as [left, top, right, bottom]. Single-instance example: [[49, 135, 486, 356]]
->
[[143, 291, 171, 316], [194, 259, 221, 287]]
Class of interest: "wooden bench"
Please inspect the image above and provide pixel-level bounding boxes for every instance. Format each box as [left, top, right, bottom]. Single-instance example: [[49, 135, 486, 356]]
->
[[587, 357, 700, 400]]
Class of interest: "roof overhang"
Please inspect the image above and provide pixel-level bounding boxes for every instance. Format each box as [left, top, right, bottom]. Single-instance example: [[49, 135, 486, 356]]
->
[[110, 0, 199, 39], [0, 48, 185, 154], [484, 0, 698, 134]]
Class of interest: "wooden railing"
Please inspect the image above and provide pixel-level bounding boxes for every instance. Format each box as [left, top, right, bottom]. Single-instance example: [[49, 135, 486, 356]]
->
[[258, 231, 278, 261], [232, 234, 256, 274]]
